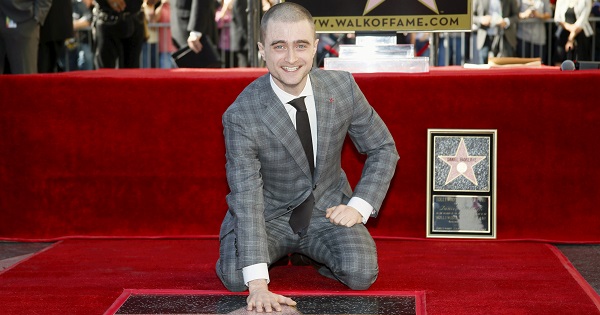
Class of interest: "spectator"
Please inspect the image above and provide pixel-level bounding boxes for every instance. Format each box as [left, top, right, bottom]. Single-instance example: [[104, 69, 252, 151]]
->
[[592, 0, 600, 60], [216, 0, 234, 67], [0, 0, 52, 74], [473, 0, 520, 63], [154, 0, 176, 68], [38, 0, 74, 73], [554, 0, 593, 62], [93, 0, 158, 68], [141, 0, 160, 68], [170, 0, 217, 55], [516, 0, 552, 62], [66, 0, 94, 71]]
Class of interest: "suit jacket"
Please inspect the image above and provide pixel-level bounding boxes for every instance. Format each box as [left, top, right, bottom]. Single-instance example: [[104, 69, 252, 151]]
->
[[170, 0, 217, 49], [220, 69, 399, 270], [473, 0, 519, 50], [0, 0, 52, 25]]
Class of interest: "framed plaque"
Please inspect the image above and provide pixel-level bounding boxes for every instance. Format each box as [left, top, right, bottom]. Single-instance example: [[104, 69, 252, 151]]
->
[[426, 129, 497, 238]]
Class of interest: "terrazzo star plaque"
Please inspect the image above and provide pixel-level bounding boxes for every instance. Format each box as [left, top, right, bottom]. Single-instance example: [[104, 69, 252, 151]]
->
[[108, 290, 424, 315], [426, 129, 497, 239]]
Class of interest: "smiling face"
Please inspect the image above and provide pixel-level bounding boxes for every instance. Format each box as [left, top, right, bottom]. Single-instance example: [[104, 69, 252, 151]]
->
[[257, 19, 319, 96]]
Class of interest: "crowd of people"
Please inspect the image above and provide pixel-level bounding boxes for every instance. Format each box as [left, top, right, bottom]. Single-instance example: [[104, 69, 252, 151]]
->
[[1, 0, 599, 74], [405, 0, 599, 66]]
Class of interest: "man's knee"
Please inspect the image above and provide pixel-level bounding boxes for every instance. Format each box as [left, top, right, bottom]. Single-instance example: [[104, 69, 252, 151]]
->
[[341, 267, 378, 290], [215, 259, 247, 292]]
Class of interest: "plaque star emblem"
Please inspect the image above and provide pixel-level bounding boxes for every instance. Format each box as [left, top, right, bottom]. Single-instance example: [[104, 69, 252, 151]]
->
[[438, 138, 486, 186], [363, 0, 439, 15]]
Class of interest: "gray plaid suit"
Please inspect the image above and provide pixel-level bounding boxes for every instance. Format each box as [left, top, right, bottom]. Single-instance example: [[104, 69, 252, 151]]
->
[[216, 68, 399, 291]]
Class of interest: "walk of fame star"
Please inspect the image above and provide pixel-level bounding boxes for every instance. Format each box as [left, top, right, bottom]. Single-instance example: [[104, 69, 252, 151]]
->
[[363, 0, 439, 15], [438, 138, 486, 186]]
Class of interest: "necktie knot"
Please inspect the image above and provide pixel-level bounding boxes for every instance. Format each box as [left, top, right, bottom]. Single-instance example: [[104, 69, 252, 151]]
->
[[288, 96, 307, 112]]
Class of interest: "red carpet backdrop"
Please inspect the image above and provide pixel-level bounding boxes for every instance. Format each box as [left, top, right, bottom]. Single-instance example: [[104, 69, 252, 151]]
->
[[1, 68, 599, 242]]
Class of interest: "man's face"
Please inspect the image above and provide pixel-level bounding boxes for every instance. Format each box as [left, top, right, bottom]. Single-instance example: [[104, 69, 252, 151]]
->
[[258, 19, 319, 96]]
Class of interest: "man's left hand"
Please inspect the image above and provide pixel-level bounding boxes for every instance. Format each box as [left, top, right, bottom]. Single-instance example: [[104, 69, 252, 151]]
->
[[326, 205, 362, 227]]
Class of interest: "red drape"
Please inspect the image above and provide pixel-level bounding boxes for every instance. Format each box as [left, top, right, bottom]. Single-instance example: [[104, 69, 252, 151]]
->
[[1, 67, 599, 242]]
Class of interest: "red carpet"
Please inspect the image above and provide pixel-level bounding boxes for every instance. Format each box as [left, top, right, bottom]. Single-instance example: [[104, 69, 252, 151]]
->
[[0, 238, 598, 314]]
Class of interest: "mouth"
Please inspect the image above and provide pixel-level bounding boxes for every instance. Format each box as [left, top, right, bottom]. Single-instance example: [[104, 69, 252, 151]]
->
[[282, 66, 300, 72]]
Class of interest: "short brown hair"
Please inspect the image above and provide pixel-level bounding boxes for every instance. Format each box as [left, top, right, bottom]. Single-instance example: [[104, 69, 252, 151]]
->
[[260, 2, 315, 43]]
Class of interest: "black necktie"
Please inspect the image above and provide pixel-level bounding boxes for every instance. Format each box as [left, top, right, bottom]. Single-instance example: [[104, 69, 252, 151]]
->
[[288, 96, 314, 176], [288, 96, 314, 235]]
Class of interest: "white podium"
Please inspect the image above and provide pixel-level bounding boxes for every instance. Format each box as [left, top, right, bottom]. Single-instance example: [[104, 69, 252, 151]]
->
[[324, 33, 429, 73]]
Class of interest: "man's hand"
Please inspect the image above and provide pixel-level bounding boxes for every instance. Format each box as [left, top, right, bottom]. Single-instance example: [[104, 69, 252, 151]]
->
[[480, 15, 492, 26], [247, 279, 296, 312], [326, 205, 363, 227], [108, 0, 126, 12], [497, 19, 507, 29], [187, 32, 203, 53], [519, 8, 532, 19], [565, 40, 575, 53]]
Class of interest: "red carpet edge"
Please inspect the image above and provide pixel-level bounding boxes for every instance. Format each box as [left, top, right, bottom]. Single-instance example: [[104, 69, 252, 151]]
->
[[547, 244, 600, 310]]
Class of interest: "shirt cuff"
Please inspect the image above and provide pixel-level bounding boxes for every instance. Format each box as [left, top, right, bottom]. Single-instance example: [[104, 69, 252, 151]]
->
[[189, 31, 203, 38], [242, 263, 270, 286], [348, 196, 374, 224]]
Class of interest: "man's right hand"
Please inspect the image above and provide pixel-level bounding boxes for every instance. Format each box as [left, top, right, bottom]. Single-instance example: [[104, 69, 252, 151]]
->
[[247, 279, 296, 312], [187, 33, 203, 53]]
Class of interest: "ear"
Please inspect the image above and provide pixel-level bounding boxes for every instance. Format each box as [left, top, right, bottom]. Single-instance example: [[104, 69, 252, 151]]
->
[[257, 42, 265, 59]]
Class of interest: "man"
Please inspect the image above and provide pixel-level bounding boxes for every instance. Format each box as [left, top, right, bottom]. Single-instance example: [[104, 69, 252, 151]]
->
[[216, 2, 399, 312], [38, 0, 73, 72], [170, 0, 217, 54], [473, 0, 519, 64], [0, 0, 52, 74], [93, 0, 157, 68]]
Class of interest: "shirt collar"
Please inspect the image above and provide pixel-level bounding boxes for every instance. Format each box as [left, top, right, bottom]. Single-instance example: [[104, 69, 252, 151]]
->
[[270, 74, 314, 105]]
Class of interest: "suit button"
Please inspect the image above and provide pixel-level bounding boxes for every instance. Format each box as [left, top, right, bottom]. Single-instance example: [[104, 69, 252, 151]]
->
[[287, 206, 292, 210], [313, 185, 317, 190]]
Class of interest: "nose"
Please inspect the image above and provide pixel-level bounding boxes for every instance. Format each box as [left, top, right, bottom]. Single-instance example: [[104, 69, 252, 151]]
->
[[285, 48, 298, 63]]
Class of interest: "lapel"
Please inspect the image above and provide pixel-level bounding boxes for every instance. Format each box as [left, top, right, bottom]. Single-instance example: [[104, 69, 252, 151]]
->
[[311, 70, 334, 184], [258, 76, 313, 180]]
